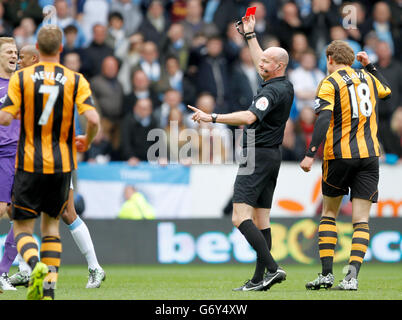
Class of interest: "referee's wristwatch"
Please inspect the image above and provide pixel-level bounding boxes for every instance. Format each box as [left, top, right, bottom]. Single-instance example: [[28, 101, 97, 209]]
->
[[211, 113, 218, 123]]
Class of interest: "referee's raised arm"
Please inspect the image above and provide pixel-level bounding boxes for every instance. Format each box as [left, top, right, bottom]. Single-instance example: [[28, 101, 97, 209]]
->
[[187, 22, 290, 127], [241, 15, 263, 72]]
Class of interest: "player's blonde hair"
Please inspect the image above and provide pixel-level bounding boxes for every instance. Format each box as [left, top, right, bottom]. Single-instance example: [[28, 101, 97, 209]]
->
[[326, 40, 355, 66], [37, 24, 63, 56], [0, 37, 16, 51]]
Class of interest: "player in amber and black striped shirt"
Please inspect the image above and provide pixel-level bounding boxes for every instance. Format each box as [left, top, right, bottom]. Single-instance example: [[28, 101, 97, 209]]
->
[[300, 40, 391, 291], [0, 25, 100, 300], [313, 60, 390, 161], [2, 56, 95, 173]]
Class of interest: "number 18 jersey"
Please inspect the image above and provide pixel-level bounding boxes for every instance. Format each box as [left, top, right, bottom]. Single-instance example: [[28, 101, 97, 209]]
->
[[1, 62, 95, 173], [314, 66, 391, 160]]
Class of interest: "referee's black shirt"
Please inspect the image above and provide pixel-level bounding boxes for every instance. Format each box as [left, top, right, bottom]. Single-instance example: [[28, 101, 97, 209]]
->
[[243, 76, 294, 148]]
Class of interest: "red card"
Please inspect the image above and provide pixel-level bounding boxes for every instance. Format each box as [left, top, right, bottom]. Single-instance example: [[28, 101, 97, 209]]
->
[[244, 6, 256, 17]]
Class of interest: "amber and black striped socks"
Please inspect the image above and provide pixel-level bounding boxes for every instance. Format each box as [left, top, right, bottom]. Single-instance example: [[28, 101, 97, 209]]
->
[[15, 233, 62, 299], [318, 216, 338, 276], [41, 236, 62, 300], [15, 232, 40, 270], [346, 222, 369, 279]]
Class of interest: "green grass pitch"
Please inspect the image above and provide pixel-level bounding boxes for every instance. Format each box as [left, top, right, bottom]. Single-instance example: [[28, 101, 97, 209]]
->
[[1, 263, 401, 300]]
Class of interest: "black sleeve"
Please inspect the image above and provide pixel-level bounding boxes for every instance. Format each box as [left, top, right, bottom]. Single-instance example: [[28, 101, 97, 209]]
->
[[365, 63, 392, 100], [248, 88, 279, 122], [306, 109, 332, 157]]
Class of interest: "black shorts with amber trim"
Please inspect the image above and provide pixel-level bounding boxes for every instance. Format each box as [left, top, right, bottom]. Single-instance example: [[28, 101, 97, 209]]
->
[[12, 169, 71, 220], [322, 157, 379, 203]]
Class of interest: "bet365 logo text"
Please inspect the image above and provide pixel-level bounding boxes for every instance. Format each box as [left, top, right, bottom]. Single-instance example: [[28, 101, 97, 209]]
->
[[157, 221, 402, 264]]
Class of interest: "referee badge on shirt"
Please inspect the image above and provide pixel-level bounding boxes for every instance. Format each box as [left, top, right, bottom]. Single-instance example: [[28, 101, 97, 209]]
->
[[255, 97, 269, 111]]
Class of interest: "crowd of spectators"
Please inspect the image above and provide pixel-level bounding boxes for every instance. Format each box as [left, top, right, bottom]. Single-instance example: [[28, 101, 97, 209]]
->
[[1, 0, 401, 164]]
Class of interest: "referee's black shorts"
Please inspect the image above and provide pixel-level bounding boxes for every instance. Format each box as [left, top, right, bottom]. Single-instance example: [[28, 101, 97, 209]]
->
[[322, 156, 379, 202], [12, 169, 71, 220], [233, 147, 282, 209]]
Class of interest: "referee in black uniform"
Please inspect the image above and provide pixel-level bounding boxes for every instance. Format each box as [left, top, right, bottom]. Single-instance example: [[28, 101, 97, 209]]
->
[[188, 14, 294, 291]]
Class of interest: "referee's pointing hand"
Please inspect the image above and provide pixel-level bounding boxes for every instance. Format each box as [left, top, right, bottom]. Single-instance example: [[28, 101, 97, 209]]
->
[[187, 105, 212, 123]]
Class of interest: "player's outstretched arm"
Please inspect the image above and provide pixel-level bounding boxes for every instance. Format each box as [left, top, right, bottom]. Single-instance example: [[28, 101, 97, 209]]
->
[[187, 105, 257, 126]]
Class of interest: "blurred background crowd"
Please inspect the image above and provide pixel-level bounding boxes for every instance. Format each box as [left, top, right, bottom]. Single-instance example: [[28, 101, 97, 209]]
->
[[1, 0, 401, 164]]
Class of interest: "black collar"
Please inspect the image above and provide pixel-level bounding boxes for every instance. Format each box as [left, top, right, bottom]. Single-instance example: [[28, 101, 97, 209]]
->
[[261, 76, 286, 87]]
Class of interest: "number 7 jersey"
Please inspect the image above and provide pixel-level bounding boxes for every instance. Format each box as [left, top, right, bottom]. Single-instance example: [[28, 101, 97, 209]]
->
[[1, 61, 96, 173], [314, 66, 391, 160]]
